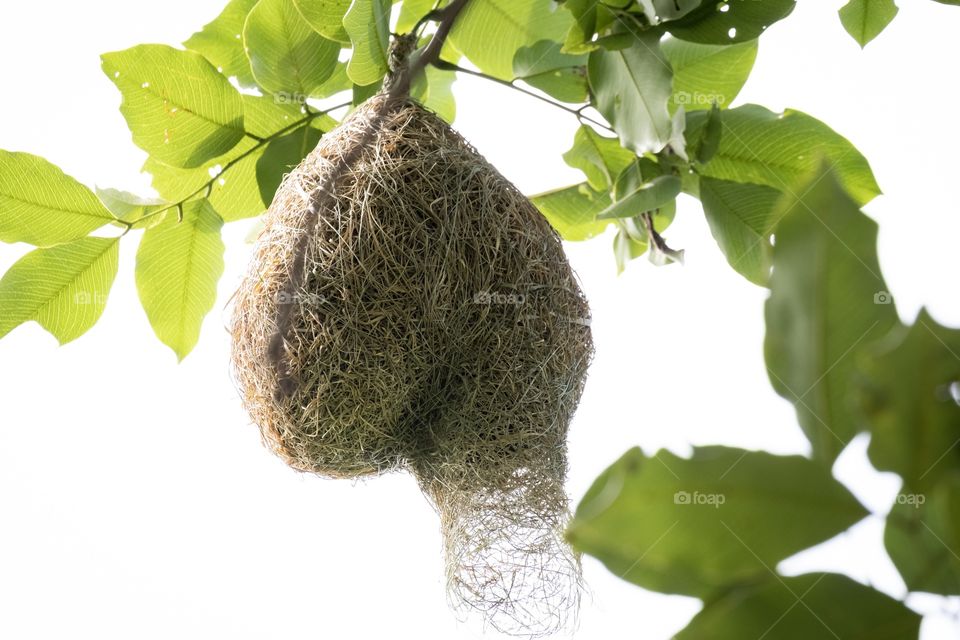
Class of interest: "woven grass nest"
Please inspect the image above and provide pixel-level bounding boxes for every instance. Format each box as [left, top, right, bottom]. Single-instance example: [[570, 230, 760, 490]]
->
[[231, 91, 593, 636]]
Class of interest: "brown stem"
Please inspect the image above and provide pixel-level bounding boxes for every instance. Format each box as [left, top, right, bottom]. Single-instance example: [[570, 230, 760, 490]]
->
[[388, 0, 472, 99]]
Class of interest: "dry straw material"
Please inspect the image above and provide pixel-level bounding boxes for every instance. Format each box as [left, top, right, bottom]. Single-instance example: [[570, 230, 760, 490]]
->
[[231, 92, 593, 636]]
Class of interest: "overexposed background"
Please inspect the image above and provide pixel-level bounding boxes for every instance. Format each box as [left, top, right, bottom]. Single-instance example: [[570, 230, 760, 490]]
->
[[1, 1, 959, 638]]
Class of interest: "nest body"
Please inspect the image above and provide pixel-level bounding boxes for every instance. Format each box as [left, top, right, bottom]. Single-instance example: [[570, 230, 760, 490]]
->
[[231, 94, 593, 635]]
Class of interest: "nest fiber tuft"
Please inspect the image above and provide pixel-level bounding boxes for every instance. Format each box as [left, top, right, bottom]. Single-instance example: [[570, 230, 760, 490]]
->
[[231, 93, 593, 636]]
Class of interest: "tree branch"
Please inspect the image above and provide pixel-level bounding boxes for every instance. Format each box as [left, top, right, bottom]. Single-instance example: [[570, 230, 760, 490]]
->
[[390, 0, 472, 99]]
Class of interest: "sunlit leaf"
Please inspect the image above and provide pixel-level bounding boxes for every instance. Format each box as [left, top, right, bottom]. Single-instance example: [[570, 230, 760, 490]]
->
[[0, 150, 115, 246], [562, 125, 635, 192], [135, 199, 225, 360], [184, 0, 259, 87], [0, 237, 120, 343], [411, 64, 458, 123], [839, 0, 899, 48], [449, 0, 572, 80], [343, 0, 391, 86], [96, 187, 168, 230], [662, 37, 757, 112], [530, 183, 612, 241], [101, 45, 246, 168], [292, 0, 352, 43], [244, 0, 340, 96], [513, 40, 588, 103]]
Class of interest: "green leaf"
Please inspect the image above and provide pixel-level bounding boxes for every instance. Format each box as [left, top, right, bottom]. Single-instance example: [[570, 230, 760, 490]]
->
[[675, 573, 921, 639], [839, 0, 899, 48], [764, 164, 899, 463], [144, 95, 315, 222], [292, 0, 352, 43], [560, 0, 603, 54], [184, 0, 259, 87], [101, 45, 246, 168], [256, 125, 321, 205], [135, 199, 225, 360], [396, 0, 437, 33], [699, 177, 781, 285], [0, 151, 115, 247], [513, 39, 586, 78], [662, 37, 757, 112], [514, 40, 588, 104], [562, 125, 636, 192], [858, 310, 960, 491], [242, 93, 310, 137], [144, 138, 263, 222], [667, 0, 797, 44], [597, 175, 681, 219], [613, 226, 647, 274], [588, 28, 674, 154], [352, 80, 382, 106], [343, 0, 391, 86], [530, 183, 612, 241], [0, 237, 120, 343], [643, 0, 703, 23], [449, 0, 572, 80], [568, 446, 868, 596], [244, 0, 340, 96], [523, 67, 589, 104], [96, 187, 168, 230], [411, 65, 458, 123], [688, 104, 881, 206], [691, 102, 723, 163], [886, 474, 960, 595]]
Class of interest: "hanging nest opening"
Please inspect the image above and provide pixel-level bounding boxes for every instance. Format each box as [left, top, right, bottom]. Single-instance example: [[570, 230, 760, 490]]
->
[[230, 92, 593, 636]]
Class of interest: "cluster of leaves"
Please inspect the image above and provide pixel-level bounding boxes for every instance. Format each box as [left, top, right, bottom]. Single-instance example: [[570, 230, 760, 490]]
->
[[523, 1, 959, 637], [0, 0, 455, 359], [1, 1, 958, 636]]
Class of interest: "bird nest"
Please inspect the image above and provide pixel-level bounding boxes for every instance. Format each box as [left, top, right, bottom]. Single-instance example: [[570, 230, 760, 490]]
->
[[231, 93, 593, 636]]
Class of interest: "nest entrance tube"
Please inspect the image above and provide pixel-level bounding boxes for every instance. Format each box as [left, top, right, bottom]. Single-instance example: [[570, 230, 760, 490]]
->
[[231, 93, 593, 636]]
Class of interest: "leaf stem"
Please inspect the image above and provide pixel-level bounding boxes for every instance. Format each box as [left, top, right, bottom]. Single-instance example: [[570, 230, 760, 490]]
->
[[436, 62, 616, 134], [129, 100, 351, 227]]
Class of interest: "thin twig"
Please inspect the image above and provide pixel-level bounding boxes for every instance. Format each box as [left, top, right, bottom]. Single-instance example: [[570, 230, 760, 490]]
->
[[436, 62, 615, 134], [123, 101, 351, 229]]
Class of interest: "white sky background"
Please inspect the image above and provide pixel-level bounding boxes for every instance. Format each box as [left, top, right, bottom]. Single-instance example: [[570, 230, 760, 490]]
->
[[1, 1, 960, 638]]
